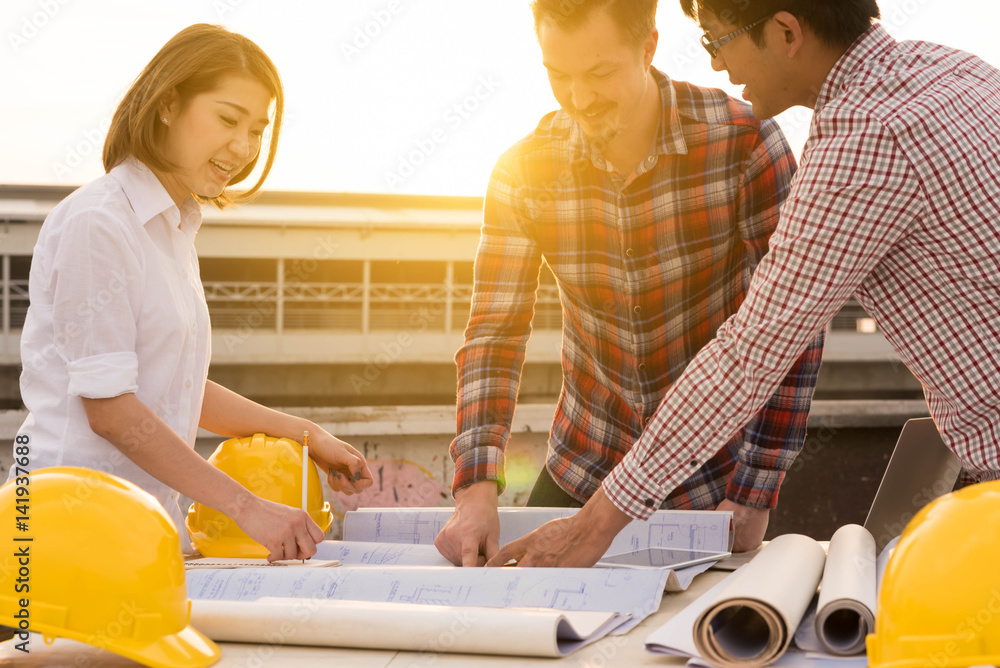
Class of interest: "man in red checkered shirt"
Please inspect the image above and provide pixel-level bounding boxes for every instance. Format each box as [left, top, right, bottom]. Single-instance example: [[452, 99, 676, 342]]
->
[[489, 0, 1000, 568], [435, 0, 826, 566]]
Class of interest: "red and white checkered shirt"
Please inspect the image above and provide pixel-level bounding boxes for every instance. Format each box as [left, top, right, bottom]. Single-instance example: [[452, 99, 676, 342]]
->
[[605, 24, 1000, 519], [453, 69, 825, 510]]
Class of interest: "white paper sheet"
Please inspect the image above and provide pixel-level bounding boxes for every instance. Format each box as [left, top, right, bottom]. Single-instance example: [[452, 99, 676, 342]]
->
[[342, 507, 734, 555], [664, 561, 717, 593], [190, 597, 628, 657], [186, 565, 669, 634], [645, 568, 868, 668], [795, 528, 899, 655], [875, 535, 899, 597], [314, 539, 711, 591], [813, 525, 877, 655], [691, 535, 826, 667], [313, 540, 453, 566]]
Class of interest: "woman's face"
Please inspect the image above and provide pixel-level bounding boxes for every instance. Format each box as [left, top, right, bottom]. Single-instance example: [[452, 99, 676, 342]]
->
[[157, 75, 272, 206]]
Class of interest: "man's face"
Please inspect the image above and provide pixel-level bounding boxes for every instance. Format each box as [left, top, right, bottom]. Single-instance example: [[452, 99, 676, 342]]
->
[[700, 10, 795, 119], [538, 9, 656, 147]]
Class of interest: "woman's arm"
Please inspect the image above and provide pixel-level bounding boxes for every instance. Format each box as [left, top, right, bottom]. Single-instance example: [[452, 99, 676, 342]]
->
[[82, 393, 325, 560], [199, 380, 373, 495]]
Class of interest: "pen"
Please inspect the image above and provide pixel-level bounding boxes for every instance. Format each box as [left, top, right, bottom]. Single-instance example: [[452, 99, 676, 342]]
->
[[302, 430, 309, 564]]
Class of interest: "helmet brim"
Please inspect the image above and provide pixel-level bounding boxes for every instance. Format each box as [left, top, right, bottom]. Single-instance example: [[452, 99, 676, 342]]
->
[[35, 622, 220, 668]]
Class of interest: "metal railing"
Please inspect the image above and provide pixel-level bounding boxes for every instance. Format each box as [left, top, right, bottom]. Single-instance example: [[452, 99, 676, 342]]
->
[[2, 277, 877, 335]]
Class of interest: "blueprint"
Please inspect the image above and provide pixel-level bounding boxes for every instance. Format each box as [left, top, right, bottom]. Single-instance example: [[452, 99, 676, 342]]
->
[[313, 540, 453, 566], [342, 507, 733, 555], [191, 598, 630, 657], [186, 565, 669, 634]]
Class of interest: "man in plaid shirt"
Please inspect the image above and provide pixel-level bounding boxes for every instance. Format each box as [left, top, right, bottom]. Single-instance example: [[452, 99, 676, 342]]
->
[[490, 0, 1000, 568], [435, 0, 826, 566]]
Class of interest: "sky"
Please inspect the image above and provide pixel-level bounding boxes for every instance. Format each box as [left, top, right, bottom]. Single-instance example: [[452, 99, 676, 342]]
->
[[1, 0, 998, 196]]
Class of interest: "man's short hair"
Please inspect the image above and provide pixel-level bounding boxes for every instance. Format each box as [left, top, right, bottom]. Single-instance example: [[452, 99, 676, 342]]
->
[[680, 0, 880, 48], [531, 0, 659, 46]]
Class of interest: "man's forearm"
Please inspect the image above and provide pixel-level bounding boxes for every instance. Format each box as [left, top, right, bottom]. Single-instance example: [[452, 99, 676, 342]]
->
[[726, 327, 825, 508]]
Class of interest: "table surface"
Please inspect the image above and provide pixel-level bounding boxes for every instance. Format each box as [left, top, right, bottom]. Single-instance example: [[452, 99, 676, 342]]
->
[[0, 570, 731, 667]]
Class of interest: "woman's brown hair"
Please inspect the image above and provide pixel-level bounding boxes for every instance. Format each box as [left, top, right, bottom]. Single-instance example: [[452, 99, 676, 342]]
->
[[102, 23, 283, 208]]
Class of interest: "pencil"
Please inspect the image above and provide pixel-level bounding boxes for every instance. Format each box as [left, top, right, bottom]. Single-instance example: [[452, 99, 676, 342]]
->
[[301, 431, 309, 512], [302, 430, 309, 564]]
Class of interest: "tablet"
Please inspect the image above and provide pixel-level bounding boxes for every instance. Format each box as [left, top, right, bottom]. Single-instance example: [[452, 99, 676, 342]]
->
[[596, 548, 730, 570]]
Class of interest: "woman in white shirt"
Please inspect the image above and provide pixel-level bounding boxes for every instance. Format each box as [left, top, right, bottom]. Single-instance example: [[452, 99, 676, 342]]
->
[[13, 24, 372, 560]]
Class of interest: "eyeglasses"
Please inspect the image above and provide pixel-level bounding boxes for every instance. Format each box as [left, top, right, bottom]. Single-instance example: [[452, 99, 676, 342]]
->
[[700, 16, 771, 59]]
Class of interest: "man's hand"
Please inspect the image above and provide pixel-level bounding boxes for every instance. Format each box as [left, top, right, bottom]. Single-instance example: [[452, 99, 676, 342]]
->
[[716, 499, 769, 552], [434, 481, 500, 566], [486, 487, 631, 567]]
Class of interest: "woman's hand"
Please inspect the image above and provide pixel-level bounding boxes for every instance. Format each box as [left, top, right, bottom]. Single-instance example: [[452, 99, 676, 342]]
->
[[231, 495, 326, 561], [305, 428, 374, 495], [199, 382, 374, 496]]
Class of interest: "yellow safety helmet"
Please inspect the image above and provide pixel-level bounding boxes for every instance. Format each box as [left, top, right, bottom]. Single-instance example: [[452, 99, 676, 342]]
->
[[186, 433, 333, 558], [867, 480, 1000, 668], [0, 466, 220, 668]]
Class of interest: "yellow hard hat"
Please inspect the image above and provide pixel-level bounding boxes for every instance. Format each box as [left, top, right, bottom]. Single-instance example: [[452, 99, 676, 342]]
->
[[0, 466, 220, 668], [867, 480, 1000, 668], [186, 433, 333, 558]]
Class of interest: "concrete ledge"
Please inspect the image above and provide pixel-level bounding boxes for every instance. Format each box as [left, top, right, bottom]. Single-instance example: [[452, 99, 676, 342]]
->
[[0, 400, 930, 440]]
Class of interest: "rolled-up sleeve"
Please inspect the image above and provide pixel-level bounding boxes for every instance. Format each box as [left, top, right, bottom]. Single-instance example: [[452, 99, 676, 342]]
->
[[49, 206, 144, 399]]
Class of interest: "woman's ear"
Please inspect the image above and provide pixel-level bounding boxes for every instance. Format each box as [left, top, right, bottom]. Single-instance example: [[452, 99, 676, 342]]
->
[[158, 88, 180, 125]]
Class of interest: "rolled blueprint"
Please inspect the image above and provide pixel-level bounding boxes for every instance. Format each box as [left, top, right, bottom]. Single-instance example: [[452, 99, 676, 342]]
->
[[191, 597, 625, 657], [814, 524, 876, 655], [693, 534, 826, 667]]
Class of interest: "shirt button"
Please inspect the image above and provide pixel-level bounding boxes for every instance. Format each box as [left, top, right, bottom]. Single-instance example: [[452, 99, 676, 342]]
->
[[689, 460, 700, 468], [646, 156, 656, 165], [638, 363, 646, 371], [633, 305, 642, 315], [625, 248, 635, 257], [644, 499, 655, 508], [185, 380, 192, 389]]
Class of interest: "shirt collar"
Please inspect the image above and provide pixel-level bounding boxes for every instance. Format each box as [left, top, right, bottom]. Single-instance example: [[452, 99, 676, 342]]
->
[[814, 23, 897, 113], [109, 157, 203, 232], [567, 67, 689, 165], [649, 69, 689, 157]]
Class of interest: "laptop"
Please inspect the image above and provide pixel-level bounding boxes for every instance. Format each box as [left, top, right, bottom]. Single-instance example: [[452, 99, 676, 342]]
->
[[863, 417, 963, 553]]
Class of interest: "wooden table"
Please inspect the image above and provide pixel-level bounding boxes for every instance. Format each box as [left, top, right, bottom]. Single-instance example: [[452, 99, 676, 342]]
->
[[0, 571, 729, 667]]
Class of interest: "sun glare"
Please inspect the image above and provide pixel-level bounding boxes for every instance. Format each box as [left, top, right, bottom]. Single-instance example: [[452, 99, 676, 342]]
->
[[1, 0, 997, 195]]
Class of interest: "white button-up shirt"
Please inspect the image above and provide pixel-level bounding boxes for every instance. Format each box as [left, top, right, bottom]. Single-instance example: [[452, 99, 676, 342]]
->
[[12, 158, 211, 528]]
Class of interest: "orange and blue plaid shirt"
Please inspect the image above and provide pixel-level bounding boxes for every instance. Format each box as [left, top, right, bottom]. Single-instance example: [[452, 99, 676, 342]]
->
[[451, 69, 825, 510]]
